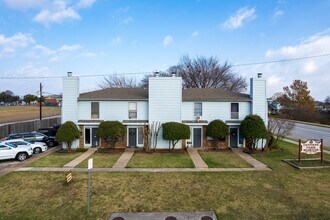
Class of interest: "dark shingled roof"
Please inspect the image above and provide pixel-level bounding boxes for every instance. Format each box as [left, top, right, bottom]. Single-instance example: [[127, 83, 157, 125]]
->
[[182, 88, 251, 102], [79, 88, 148, 100], [78, 88, 251, 102]]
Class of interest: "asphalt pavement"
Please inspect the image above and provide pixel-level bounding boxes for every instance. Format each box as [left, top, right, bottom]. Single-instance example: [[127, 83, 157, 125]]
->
[[289, 122, 330, 147]]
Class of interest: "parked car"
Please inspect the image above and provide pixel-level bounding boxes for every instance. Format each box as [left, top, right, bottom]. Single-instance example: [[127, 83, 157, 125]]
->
[[37, 124, 61, 137], [2, 139, 47, 154], [0, 142, 33, 162], [7, 132, 57, 147]]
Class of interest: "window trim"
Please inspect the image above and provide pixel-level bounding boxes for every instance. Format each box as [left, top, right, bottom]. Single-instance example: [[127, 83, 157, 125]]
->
[[91, 102, 99, 119], [128, 102, 137, 119], [194, 102, 203, 117], [230, 103, 239, 119]]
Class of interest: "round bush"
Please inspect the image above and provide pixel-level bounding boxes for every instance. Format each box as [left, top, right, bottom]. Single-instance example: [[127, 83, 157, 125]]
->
[[55, 121, 80, 150]]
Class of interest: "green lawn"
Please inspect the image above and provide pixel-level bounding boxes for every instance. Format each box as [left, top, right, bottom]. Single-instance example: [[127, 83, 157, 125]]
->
[[127, 152, 194, 168], [199, 150, 253, 168], [27, 152, 83, 167], [0, 141, 329, 219], [76, 152, 122, 168]]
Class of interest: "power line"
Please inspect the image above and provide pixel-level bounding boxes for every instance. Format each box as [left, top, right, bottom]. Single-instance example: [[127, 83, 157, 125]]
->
[[232, 53, 330, 67], [0, 53, 329, 79]]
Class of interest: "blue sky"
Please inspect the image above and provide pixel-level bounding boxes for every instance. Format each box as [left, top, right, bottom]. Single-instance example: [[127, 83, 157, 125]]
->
[[0, 0, 330, 100]]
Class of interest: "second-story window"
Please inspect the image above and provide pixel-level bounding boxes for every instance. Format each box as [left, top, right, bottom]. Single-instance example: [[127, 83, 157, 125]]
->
[[231, 103, 239, 119], [129, 102, 137, 119], [91, 102, 99, 119], [194, 102, 202, 116]]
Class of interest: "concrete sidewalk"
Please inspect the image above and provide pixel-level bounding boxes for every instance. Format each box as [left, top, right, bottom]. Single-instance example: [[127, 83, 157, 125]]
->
[[0, 146, 60, 177], [112, 148, 135, 168], [231, 148, 269, 169], [17, 166, 270, 172], [63, 148, 96, 168], [282, 138, 330, 154], [187, 148, 208, 168]]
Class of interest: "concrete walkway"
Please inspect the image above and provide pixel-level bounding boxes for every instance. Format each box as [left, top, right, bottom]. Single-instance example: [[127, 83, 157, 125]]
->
[[187, 148, 208, 168], [112, 148, 135, 168], [0, 146, 60, 177], [63, 148, 96, 168], [282, 138, 330, 154], [231, 148, 269, 169], [17, 166, 270, 172]]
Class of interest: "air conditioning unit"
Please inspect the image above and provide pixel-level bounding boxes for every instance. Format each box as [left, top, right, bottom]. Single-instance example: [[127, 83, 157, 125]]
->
[[195, 116, 202, 121]]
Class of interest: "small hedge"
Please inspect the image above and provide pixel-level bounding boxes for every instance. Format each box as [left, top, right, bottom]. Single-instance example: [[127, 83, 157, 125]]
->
[[55, 121, 80, 150], [240, 115, 267, 152], [96, 121, 126, 148], [206, 119, 229, 149], [163, 122, 190, 149]]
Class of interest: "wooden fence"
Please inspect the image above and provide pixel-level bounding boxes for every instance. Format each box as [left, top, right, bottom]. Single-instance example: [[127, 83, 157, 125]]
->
[[0, 116, 61, 139]]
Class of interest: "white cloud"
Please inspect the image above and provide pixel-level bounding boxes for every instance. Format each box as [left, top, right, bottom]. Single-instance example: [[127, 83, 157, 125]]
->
[[76, 0, 96, 9], [111, 37, 122, 46], [4, 0, 45, 10], [116, 6, 130, 13], [274, 10, 284, 18], [192, 30, 199, 37], [34, 7, 81, 26], [120, 16, 134, 25], [5, 0, 96, 26], [58, 44, 82, 52], [235, 30, 330, 100], [0, 33, 35, 56], [163, 35, 173, 46], [33, 44, 55, 55], [222, 7, 256, 30]]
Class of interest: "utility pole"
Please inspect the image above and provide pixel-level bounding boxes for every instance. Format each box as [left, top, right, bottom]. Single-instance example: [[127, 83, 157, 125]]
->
[[39, 83, 42, 120]]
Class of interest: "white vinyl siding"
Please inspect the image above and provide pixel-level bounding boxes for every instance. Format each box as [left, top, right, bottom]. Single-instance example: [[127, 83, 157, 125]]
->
[[182, 101, 251, 122], [78, 101, 148, 121]]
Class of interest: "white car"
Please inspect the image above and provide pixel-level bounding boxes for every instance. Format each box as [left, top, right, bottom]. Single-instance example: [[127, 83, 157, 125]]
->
[[2, 139, 47, 154], [0, 142, 33, 162]]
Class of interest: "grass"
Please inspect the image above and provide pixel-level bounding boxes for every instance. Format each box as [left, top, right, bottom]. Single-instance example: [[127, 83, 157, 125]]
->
[[0, 106, 61, 123], [27, 152, 83, 167], [76, 152, 122, 168], [127, 152, 194, 168], [0, 141, 329, 219], [199, 150, 253, 168]]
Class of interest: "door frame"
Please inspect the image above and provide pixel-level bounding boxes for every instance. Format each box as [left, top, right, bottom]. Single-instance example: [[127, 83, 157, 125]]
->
[[229, 126, 243, 148], [126, 126, 144, 147], [84, 126, 101, 147], [191, 126, 203, 148]]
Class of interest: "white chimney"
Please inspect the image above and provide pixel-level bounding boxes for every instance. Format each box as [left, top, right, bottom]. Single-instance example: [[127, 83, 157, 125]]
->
[[62, 72, 79, 124]]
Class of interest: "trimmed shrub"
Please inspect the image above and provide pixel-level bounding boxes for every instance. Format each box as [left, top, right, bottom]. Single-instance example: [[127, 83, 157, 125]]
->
[[96, 121, 126, 148], [240, 115, 268, 152], [55, 121, 80, 151], [163, 122, 190, 150], [206, 119, 229, 149], [75, 148, 88, 153]]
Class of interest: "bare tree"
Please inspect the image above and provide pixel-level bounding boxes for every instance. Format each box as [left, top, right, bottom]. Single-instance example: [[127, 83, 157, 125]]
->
[[139, 72, 169, 88], [325, 96, 330, 104], [139, 55, 247, 92], [268, 118, 295, 147], [170, 55, 247, 92], [98, 75, 138, 89]]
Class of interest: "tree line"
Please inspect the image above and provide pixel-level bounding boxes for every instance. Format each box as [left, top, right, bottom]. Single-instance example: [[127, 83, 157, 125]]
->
[[0, 90, 42, 104]]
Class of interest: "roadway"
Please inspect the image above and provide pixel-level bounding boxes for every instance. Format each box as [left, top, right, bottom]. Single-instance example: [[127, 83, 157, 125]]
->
[[288, 122, 330, 147]]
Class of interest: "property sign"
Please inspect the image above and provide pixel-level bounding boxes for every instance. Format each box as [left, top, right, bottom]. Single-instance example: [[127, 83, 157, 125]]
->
[[298, 139, 323, 163], [301, 140, 321, 154], [88, 158, 93, 170]]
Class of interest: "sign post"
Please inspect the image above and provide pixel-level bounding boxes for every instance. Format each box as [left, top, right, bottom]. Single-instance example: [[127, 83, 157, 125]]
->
[[87, 158, 93, 214]]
